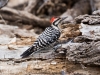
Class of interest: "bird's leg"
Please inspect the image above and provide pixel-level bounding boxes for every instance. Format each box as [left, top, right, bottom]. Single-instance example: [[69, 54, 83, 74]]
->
[[53, 38, 74, 53], [53, 40, 62, 52], [51, 40, 63, 59]]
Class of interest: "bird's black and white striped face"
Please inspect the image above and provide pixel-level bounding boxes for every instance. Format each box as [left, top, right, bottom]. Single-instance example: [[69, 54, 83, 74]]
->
[[51, 17, 67, 27]]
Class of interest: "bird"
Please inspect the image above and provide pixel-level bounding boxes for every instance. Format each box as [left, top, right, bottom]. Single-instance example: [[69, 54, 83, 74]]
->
[[20, 17, 67, 58]]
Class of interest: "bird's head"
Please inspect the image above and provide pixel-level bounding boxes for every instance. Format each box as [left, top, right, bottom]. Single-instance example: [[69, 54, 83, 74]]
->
[[50, 17, 67, 27]]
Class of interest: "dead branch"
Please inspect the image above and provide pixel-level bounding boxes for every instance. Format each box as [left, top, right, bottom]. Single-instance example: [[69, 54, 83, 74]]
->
[[75, 14, 100, 25], [74, 35, 100, 43], [0, 7, 50, 28]]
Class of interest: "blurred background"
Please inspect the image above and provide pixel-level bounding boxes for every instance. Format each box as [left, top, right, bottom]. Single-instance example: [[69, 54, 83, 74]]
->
[[1, 0, 99, 30], [0, 0, 100, 75]]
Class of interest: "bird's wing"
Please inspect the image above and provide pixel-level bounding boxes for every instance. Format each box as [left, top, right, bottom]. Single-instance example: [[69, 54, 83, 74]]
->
[[36, 27, 61, 47]]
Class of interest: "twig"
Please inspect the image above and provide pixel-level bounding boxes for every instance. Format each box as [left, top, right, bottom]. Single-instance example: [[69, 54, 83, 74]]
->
[[37, 0, 54, 14], [0, 14, 7, 25], [24, 0, 37, 13]]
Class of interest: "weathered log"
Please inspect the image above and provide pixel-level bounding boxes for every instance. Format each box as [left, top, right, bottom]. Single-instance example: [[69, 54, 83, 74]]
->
[[59, 14, 100, 66], [59, 41, 100, 66]]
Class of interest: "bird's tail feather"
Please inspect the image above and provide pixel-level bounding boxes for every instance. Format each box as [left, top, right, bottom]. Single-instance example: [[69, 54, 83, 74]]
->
[[20, 46, 34, 58]]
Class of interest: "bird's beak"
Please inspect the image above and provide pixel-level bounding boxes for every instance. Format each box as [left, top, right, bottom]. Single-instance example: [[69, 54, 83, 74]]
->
[[61, 17, 67, 21]]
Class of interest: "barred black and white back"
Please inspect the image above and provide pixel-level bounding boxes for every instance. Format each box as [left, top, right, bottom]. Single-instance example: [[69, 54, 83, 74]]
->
[[21, 17, 67, 58]]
